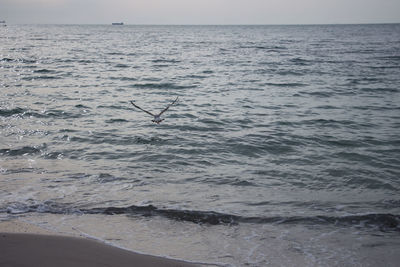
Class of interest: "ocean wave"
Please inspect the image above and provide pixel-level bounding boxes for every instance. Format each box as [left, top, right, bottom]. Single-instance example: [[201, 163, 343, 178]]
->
[[374, 55, 400, 61], [33, 69, 57, 74], [360, 87, 399, 93], [151, 59, 181, 64], [96, 173, 128, 183], [105, 118, 129, 123], [43, 110, 84, 119], [70, 134, 164, 146], [202, 70, 214, 74], [289, 57, 312, 66], [109, 76, 137, 81], [202, 177, 256, 187], [184, 74, 208, 79], [0, 144, 47, 156], [0, 107, 85, 119], [1, 57, 14, 62], [75, 104, 91, 109], [3, 201, 81, 215], [3, 202, 399, 230], [264, 82, 307, 87], [1, 57, 37, 63], [114, 63, 129, 68], [106, 52, 126, 56], [54, 58, 94, 64], [238, 45, 287, 52], [130, 82, 197, 90], [299, 118, 357, 128], [299, 91, 334, 97], [276, 70, 304, 76], [0, 107, 25, 117], [22, 75, 62, 80]]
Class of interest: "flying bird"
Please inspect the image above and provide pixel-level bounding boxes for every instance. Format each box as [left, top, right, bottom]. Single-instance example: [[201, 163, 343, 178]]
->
[[130, 97, 179, 124]]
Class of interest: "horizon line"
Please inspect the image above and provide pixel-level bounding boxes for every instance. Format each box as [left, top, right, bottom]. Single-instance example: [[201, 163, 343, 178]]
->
[[5, 22, 400, 26]]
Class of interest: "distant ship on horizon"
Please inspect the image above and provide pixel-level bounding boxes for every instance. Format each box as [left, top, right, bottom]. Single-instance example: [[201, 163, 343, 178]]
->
[[0, 20, 6, 26], [112, 22, 124, 25]]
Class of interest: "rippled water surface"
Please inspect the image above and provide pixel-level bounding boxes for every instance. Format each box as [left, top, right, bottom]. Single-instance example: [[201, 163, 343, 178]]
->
[[1, 24, 400, 266]]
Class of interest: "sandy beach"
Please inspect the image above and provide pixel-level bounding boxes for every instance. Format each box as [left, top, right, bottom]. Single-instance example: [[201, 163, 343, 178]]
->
[[0, 220, 198, 267]]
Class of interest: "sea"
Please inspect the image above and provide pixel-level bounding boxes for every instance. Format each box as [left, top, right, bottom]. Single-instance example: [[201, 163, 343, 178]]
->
[[1, 24, 400, 266]]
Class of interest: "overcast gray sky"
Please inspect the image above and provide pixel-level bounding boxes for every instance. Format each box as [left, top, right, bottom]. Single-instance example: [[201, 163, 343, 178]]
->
[[1, 0, 400, 25]]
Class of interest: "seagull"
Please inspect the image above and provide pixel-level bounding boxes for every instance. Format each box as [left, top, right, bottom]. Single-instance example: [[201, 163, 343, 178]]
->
[[130, 97, 179, 124]]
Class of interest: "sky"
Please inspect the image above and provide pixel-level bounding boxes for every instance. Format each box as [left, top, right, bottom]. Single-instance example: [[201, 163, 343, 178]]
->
[[1, 0, 400, 25]]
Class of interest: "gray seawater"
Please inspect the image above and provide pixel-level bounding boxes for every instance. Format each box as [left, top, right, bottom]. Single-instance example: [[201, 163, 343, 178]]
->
[[1, 24, 400, 266]]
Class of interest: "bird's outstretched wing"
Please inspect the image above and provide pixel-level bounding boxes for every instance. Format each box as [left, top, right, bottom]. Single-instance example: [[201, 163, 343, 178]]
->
[[158, 97, 179, 116], [130, 101, 155, 117]]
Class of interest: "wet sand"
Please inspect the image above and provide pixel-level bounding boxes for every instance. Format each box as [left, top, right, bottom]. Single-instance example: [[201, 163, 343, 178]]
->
[[0, 220, 198, 267]]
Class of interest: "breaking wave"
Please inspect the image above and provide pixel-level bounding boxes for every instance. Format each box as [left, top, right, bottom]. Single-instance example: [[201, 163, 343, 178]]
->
[[3, 202, 400, 231]]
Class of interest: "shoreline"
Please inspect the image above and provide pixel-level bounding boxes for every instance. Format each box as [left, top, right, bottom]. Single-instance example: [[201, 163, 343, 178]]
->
[[0, 219, 199, 267]]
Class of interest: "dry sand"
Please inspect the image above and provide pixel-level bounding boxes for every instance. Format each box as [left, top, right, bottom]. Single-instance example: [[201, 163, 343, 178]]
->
[[0, 220, 199, 267]]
